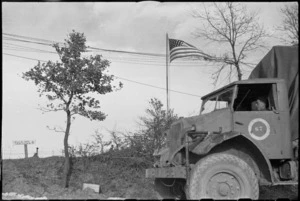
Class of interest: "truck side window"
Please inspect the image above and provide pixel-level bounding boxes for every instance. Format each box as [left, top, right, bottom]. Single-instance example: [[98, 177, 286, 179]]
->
[[234, 84, 275, 112], [201, 88, 234, 114], [216, 89, 233, 110]]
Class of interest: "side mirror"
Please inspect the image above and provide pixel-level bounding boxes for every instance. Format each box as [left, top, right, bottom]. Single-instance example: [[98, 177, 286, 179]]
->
[[271, 106, 279, 114]]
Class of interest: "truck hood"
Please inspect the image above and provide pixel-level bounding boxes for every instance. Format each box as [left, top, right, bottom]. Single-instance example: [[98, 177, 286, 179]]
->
[[163, 108, 232, 166]]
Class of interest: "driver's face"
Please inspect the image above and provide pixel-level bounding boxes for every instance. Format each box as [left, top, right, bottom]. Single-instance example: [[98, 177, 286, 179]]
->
[[255, 99, 266, 111]]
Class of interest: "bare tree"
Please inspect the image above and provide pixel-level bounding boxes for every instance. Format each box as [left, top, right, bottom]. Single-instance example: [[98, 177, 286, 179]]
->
[[277, 3, 298, 45], [107, 126, 124, 151], [92, 129, 112, 154], [192, 2, 269, 83]]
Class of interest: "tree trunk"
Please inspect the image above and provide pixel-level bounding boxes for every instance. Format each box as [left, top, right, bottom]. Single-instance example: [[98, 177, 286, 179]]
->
[[101, 144, 104, 154], [231, 44, 242, 81], [63, 109, 71, 188], [235, 63, 242, 81]]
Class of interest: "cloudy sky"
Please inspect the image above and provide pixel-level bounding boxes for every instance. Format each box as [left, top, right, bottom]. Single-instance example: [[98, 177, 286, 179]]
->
[[2, 2, 291, 158]]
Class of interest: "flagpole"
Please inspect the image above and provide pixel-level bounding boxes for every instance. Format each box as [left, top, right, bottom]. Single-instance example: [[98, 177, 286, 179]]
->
[[166, 33, 170, 114]]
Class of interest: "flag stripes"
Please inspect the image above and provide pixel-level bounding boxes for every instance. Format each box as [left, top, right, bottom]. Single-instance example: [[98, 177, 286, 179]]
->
[[169, 38, 211, 62]]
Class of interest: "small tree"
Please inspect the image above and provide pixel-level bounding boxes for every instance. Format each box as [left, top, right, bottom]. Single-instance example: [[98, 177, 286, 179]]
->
[[138, 98, 179, 155], [277, 3, 298, 45], [192, 2, 269, 84], [22, 30, 122, 188]]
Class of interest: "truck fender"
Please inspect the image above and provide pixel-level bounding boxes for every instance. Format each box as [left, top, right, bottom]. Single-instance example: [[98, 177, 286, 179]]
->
[[190, 131, 240, 155], [167, 131, 238, 165], [190, 131, 274, 184]]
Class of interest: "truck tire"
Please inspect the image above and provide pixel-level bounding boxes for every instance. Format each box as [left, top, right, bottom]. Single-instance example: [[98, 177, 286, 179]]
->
[[187, 153, 259, 200]]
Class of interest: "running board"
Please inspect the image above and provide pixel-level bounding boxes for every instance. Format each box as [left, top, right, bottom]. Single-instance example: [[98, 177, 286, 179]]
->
[[272, 181, 298, 186]]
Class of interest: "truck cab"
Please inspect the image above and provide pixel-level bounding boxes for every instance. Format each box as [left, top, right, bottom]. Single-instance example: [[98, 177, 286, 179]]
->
[[200, 78, 292, 159], [146, 78, 298, 200]]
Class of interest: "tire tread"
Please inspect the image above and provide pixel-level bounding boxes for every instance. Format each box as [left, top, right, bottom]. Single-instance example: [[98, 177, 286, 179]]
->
[[188, 153, 259, 199]]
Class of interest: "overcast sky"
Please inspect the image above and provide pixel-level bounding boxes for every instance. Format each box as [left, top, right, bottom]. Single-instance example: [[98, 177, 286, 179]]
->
[[2, 2, 292, 158]]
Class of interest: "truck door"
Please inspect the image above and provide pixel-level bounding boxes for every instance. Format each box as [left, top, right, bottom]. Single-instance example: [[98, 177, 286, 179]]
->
[[233, 83, 291, 159]]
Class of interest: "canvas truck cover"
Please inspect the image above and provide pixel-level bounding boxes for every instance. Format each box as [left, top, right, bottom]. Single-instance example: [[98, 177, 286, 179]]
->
[[248, 45, 299, 141]]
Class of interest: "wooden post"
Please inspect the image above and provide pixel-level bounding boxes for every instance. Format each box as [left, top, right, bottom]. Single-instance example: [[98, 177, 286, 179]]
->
[[24, 144, 28, 159], [13, 140, 35, 159]]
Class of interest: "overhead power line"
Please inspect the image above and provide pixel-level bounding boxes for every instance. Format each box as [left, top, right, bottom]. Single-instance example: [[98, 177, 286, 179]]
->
[[114, 76, 202, 98], [3, 45, 216, 68], [3, 53, 48, 62], [3, 47, 214, 68], [3, 42, 57, 53], [2, 32, 220, 68], [87, 46, 164, 57], [3, 33, 164, 57], [4, 47, 57, 54], [2, 45, 205, 66], [3, 32, 217, 65], [4, 32, 60, 44], [3, 52, 202, 98], [3, 36, 53, 46]]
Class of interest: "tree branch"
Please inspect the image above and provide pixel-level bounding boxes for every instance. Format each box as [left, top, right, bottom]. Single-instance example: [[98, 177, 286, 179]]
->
[[212, 64, 227, 86], [47, 125, 65, 133], [192, 2, 269, 82], [215, 2, 232, 41], [39, 107, 65, 113]]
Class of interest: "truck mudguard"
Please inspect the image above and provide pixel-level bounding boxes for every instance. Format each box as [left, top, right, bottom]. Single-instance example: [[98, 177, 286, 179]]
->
[[190, 131, 274, 183], [190, 131, 240, 154]]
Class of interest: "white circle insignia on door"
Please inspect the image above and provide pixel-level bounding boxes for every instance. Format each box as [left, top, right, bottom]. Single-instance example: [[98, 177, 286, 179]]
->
[[248, 118, 270, 140]]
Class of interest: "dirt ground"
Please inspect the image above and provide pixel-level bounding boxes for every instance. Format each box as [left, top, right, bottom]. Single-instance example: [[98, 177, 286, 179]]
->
[[2, 157, 298, 200]]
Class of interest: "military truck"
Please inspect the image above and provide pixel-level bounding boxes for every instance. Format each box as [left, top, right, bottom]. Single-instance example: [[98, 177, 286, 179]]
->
[[146, 46, 298, 199]]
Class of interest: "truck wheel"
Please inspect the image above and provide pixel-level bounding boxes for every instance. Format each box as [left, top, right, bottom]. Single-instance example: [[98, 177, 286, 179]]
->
[[187, 153, 259, 200]]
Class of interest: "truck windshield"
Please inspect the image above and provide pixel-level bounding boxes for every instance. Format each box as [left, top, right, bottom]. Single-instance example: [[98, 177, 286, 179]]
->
[[201, 88, 234, 114]]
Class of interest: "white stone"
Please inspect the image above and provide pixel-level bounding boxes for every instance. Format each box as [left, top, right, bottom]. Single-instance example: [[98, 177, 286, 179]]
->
[[22, 195, 34, 199], [8, 192, 17, 196], [2, 192, 48, 200], [82, 183, 100, 193], [34, 196, 47, 200]]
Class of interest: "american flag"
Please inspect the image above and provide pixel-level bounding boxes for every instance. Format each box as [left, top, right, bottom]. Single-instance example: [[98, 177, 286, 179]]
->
[[169, 38, 211, 63]]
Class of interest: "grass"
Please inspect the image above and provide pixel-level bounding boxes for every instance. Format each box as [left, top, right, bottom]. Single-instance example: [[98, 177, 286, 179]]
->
[[2, 153, 157, 199], [2, 152, 298, 199]]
